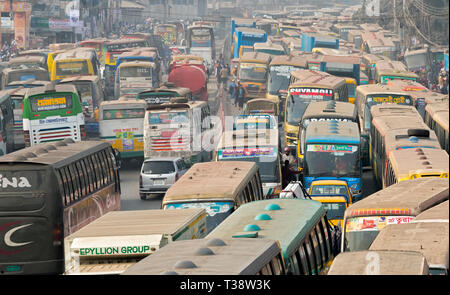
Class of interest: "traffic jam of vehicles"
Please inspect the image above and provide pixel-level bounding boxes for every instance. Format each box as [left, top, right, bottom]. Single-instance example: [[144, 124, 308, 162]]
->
[[0, 2, 448, 277]]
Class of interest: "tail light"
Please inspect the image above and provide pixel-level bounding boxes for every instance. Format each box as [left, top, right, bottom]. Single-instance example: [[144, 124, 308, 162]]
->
[[53, 224, 63, 246], [24, 131, 30, 147], [80, 125, 86, 139]]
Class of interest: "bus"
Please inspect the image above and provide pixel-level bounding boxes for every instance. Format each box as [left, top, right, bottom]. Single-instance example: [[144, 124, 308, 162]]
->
[[162, 161, 264, 234], [137, 83, 192, 105], [206, 199, 339, 275], [4, 87, 27, 151], [3, 79, 50, 90], [51, 48, 100, 81], [116, 48, 161, 83], [302, 120, 362, 201], [369, 105, 441, 188], [359, 71, 369, 85], [186, 24, 215, 70], [232, 27, 267, 59], [285, 69, 348, 151], [341, 177, 449, 253], [355, 84, 414, 167], [310, 194, 349, 228], [385, 148, 449, 188], [114, 61, 156, 98], [424, 101, 449, 153], [374, 60, 418, 84], [99, 97, 147, 159], [22, 83, 85, 147], [320, 55, 361, 86], [8, 56, 47, 71], [0, 90, 14, 155], [155, 24, 178, 46], [1, 66, 49, 89], [238, 52, 271, 100], [328, 250, 429, 275], [360, 53, 387, 84], [121, 238, 286, 275], [253, 41, 285, 56], [369, 217, 448, 275], [243, 98, 279, 118], [215, 127, 281, 198], [266, 55, 308, 112], [80, 38, 110, 66], [0, 139, 121, 275], [386, 79, 448, 118], [298, 101, 358, 165], [143, 97, 212, 164]]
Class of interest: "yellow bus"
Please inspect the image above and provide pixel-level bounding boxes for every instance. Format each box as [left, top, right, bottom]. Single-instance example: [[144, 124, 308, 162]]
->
[[424, 101, 449, 154], [385, 148, 449, 187], [341, 177, 449, 253], [238, 52, 271, 100], [51, 48, 100, 81], [345, 78, 357, 104], [162, 161, 265, 234], [284, 69, 347, 150]]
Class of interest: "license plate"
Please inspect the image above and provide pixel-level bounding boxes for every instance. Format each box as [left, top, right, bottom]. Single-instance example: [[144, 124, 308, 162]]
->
[[153, 179, 165, 185]]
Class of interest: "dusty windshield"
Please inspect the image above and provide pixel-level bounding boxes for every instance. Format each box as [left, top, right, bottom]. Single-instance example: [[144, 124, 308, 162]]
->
[[286, 88, 333, 125], [268, 65, 303, 95], [239, 63, 267, 81]]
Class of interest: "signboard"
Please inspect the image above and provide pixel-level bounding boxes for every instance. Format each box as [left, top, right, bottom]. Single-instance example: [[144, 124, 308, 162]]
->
[[367, 95, 411, 105], [218, 147, 276, 159], [346, 216, 414, 232], [31, 95, 72, 112], [307, 144, 358, 153], [289, 87, 333, 97]]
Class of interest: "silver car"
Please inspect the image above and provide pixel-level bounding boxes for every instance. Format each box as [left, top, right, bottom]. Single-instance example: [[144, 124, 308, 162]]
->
[[139, 157, 191, 200]]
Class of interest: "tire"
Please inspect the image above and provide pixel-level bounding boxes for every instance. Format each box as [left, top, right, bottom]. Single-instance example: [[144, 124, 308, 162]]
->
[[140, 194, 146, 200]]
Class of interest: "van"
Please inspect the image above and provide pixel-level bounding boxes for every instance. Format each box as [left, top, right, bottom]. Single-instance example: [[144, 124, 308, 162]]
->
[[139, 157, 191, 200]]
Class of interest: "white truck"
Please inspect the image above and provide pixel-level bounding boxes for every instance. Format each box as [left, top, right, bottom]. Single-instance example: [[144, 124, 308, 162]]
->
[[64, 208, 207, 275]]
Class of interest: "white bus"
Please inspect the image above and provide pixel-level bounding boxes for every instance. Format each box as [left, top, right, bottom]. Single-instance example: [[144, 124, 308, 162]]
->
[[99, 96, 147, 159]]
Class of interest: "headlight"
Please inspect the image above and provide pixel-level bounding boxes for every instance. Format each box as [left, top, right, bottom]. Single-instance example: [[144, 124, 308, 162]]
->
[[442, 173, 448, 178]]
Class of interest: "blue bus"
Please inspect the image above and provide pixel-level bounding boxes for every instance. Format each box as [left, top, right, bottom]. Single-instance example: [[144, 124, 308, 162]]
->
[[302, 120, 362, 201], [232, 27, 267, 59], [301, 33, 339, 52], [230, 18, 256, 47]]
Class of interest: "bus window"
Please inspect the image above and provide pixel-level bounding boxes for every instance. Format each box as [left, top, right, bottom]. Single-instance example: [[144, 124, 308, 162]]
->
[[68, 164, 81, 200], [297, 246, 309, 275], [56, 170, 67, 206], [270, 255, 284, 275], [315, 225, 327, 265], [260, 264, 272, 275], [289, 253, 300, 275], [63, 166, 75, 204], [75, 161, 87, 196], [301, 243, 313, 275], [310, 232, 323, 270]]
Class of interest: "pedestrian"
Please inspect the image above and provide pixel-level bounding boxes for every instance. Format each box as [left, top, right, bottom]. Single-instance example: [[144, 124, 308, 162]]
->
[[236, 81, 246, 109], [216, 62, 222, 87], [427, 70, 433, 89], [229, 79, 236, 104], [220, 65, 229, 89]]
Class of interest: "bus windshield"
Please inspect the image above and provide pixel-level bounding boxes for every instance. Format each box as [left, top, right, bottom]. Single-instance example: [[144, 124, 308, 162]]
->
[[310, 185, 350, 198], [103, 108, 145, 120], [363, 94, 413, 130], [268, 65, 303, 95], [239, 63, 267, 81], [286, 88, 333, 125], [55, 61, 89, 76], [344, 215, 414, 252], [30, 94, 73, 113], [148, 111, 189, 124], [322, 202, 346, 220], [347, 83, 356, 97], [304, 144, 360, 178], [218, 148, 280, 183], [190, 28, 212, 47], [120, 66, 152, 78]]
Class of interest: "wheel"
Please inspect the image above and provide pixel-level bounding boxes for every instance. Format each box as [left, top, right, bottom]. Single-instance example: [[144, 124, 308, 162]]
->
[[140, 194, 146, 200]]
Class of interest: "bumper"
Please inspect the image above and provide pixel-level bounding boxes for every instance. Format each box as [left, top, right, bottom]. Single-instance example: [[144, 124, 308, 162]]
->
[[139, 186, 170, 195]]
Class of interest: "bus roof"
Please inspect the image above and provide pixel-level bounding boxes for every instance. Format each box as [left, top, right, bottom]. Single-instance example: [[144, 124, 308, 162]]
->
[[2, 66, 48, 74], [8, 55, 46, 64], [138, 84, 191, 97], [118, 48, 157, 58], [121, 238, 282, 275], [375, 60, 419, 78], [58, 75, 100, 83], [425, 101, 449, 130], [25, 83, 78, 98], [385, 126, 441, 151], [370, 104, 419, 119], [414, 200, 449, 221], [100, 96, 147, 107], [372, 112, 429, 137], [206, 199, 325, 259], [54, 48, 97, 61], [162, 161, 260, 204], [67, 209, 205, 239], [356, 84, 412, 96], [49, 43, 78, 51], [217, 128, 279, 149], [386, 80, 448, 104], [239, 52, 271, 63], [117, 61, 155, 68], [269, 55, 308, 67], [235, 27, 266, 35], [344, 178, 449, 218], [388, 148, 449, 179], [0, 139, 111, 168], [301, 101, 357, 122], [107, 38, 146, 45], [304, 120, 360, 144], [253, 41, 284, 52], [6, 87, 30, 98], [290, 69, 346, 89], [328, 250, 428, 275], [369, 222, 449, 269], [146, 100, 205, 111]]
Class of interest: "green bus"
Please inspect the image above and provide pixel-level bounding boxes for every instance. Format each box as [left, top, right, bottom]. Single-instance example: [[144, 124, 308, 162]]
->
[[374, 60, 418, 84], [206, 198, 339, 275], [22, 83, 85, 147]]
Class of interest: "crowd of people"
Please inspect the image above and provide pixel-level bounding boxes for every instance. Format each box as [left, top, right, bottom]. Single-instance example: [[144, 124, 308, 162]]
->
[[1, 39, 19, 62]]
